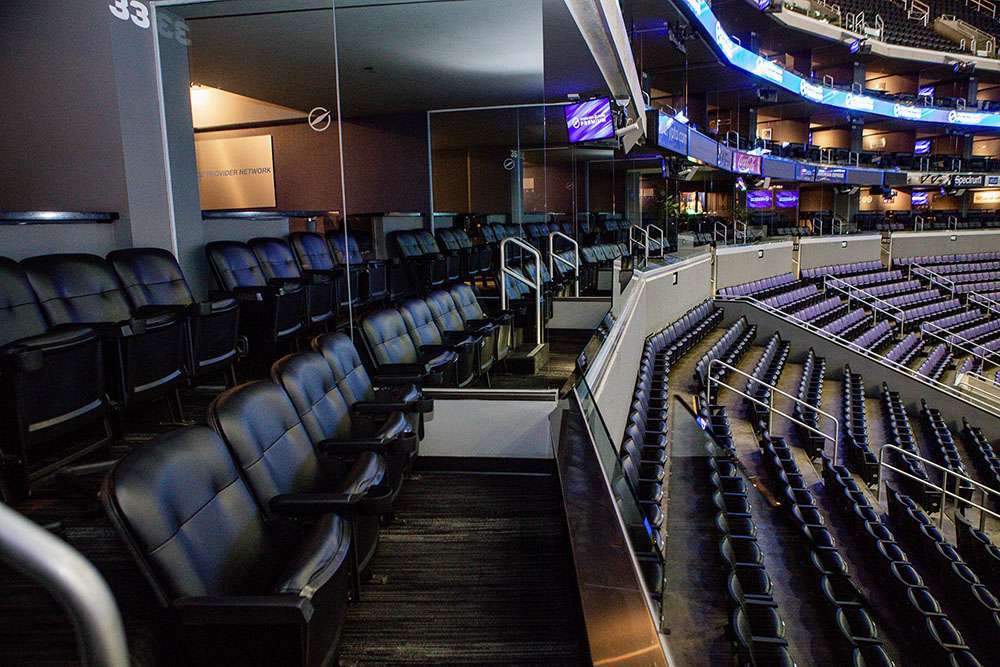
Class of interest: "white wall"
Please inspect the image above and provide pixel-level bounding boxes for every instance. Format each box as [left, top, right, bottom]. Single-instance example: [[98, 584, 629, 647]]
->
[[798, 234, 882, 271], [587, 255, 713, 442], [714, 241, 794, 291], [891, 229, 1000, 262]]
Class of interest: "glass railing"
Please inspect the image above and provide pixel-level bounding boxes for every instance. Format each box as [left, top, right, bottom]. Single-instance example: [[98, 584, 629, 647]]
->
[[573, 368, 666, 624]]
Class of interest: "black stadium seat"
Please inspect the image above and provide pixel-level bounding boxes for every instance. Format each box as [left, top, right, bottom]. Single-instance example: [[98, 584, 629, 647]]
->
[[326, 231, 388, 305], [289, 231, 352, 311], [398, 297, 479, 387], [22, 253, 187, 414], [0, 257, 110, 497], [249, 237, 334, 331], [425, 289, 496, 378], [270, 351, 416, 507], [205, 240, 306, 373], [389, 230, 448, 294], [360, 308, 458, 387], [103, 425, 354, 666], [107, 247, 240, 385], [208, 380, 394, 598], [448, 283, 513, 365]]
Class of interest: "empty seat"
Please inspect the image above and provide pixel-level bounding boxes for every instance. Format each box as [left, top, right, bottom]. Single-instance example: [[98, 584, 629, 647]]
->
[[360, 308, 458, 387], [249, 237, 334, 330], [0, 256, 109, 496], [398, 298, 478, 387], [326, 231, 388, 304], [23, 253, 186, 412], [425, 289, 496, 377], [107, 247, 240, 384], [103, 425, 354, 666], [448, 283, 513, 364], [389, 230, 448, 294], [205, 240, 306, 373]]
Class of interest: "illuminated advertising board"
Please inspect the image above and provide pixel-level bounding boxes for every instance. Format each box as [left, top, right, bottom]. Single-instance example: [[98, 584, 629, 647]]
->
[[746, 190, 773, 208], [732, 151, 763, 175], [675, 0, 1000, 128]]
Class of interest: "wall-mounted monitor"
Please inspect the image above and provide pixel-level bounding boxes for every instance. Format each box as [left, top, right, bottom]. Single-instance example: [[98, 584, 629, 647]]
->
[[775, 190, 799, 208], [565, 98, 615, 143], [911, 191, 930, 206], [746, 190, 773, 209], [914, 139, 932, 155]]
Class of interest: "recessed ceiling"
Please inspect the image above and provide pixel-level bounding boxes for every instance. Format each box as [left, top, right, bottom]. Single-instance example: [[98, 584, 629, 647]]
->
[[171, 0, 606, 117]]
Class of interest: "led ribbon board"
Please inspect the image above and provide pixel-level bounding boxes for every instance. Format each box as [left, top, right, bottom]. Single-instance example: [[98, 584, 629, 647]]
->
[[678, 0, 1000, 128]]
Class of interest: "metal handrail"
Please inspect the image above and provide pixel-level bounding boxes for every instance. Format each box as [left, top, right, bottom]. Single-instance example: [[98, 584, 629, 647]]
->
[[948, 215, 959, 231], [920, 320, 1000, 366], [548, 231, 580, 297], [910, 263, 956, 295], [876, 444, 1000, 530], [714, 220, 729, 245], [833, 216, 847, 235], [715, 294, 1000, 416], [0, 503, 128, 666], [629, 224, 650, 263], [734, 221, 749, 245], [968, 291, 1000, 316], [823, 275, 906, 324], [648, 224, 665, 258], [499, 237, 544, 347], [707, 358, 840, 462], [914, 214, 925, 232], [812, 216, 826, 236]]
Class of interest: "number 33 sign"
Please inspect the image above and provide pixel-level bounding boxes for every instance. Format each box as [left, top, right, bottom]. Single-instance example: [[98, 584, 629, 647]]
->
[[109, 0, 191, 45]]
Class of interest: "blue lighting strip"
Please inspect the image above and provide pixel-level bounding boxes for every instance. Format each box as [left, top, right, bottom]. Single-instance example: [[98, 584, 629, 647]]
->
[[678, 0, 1000, 128]]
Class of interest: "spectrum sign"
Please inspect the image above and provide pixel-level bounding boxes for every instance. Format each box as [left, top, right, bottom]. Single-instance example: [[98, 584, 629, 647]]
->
[[676, 0, 1000, 128]]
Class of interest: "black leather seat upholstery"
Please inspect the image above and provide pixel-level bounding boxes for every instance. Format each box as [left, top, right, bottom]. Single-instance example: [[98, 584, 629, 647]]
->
[[271, 352, 415, 508], [107, 247, 240, 383], [326, 232, 388, 305], [0, 257, 109, 496], [398, 298, 477, 387], [22, 253, 186, 411], [249, 237, 334, 330], [311, 331, 432, 440], [389, 230, 447, 294], [425, 289, 495, 377], [360, 308, 457, 387], [448, 283, 512, 363], [103, 425, 353, 666], [288, 231, 349, 312], [205, 240, 305, 372], [208, 380, 393, 587]]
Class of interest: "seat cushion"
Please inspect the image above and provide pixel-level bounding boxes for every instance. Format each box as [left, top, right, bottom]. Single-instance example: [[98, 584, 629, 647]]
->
[[272, 513, 351, 598], [0, 325, 96, 355], [425, 349, 458, 369], [331, 451, 386, 496]]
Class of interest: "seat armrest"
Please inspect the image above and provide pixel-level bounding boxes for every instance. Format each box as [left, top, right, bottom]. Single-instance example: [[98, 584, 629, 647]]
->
[[90, 319, 147, 338], [440, 331, 479, 347], [374, 372, 427, 386], [133, 304, 189, 318], [317, 438, 392, 456], [174, 595, 310, 626], [419, 344, 457, 356], [269, 492, 365, 517], [352, 400, 411, 415], [464, 319, 497, 333], [229, 286, 276, 302], [374, 362, 430, 377]]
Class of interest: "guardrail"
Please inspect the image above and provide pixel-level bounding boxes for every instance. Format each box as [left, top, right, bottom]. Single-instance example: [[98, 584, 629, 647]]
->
[[910, 264, 956, 295], [0, 504, 128, 666], [876, 443, 1000, 531], [629, 224, 650, 264], [500, 237, 544, 347], [548, 231, 580, 297], [920, 320, 1000, 367], [823, 275, 906, 325], [715, 294, 1000, 416], [707, 358, 840, 462]]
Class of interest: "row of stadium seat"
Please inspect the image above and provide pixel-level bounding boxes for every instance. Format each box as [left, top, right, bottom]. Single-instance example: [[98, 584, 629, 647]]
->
[[879, 382, 941, 511]]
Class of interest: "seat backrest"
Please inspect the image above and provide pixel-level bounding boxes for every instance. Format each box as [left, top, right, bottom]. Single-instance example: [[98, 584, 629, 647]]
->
[[451, 229, 474, 249], [435, 228, 459, 251], [425, 290, 466, 333], [325, 232, 364, 266], [390, 231, 423, 259], [104, 425, 280, 601], [0, 257, 50, 346], [414, 230, 441, 254], [312, 332, 376, 405], [288, 232, 336, 272], [248, 237, 303, 281], [205, 241, 268, 290], [22, 253, 135, 326], [107, 247, 195, 310], [399, 298, 444, 346], [362, 309, 420, 365], [272, 352, 354, 444], [208, 381, 325, 509]]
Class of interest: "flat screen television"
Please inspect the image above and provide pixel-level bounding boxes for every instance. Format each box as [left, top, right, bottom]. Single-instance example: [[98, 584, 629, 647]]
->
[[747, 190, 773, 209], [911, 191, 929, 206], [565, 98, 615, 143], [775, 190, 799, 208], [914, 139, 932, 155]]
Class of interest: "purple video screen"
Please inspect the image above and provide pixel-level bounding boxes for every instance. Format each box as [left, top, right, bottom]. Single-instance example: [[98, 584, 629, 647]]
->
[[747, 190, 773, 209], [911, 191, 929, 206], [914, 139, 932, 155], [775, 190, 799, 208], [565, 98, 615, 143]]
